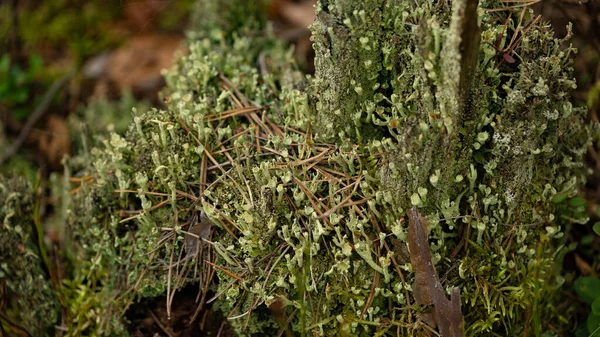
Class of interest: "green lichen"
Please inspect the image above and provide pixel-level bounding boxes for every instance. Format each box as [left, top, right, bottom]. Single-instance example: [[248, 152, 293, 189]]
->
[[43, 0, 593, 336], [0, 176, 59, 336]]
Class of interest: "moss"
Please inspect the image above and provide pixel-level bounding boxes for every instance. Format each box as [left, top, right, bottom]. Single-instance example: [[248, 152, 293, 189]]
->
[[0, 176, 59, 336], [41, 0, 594, 336]]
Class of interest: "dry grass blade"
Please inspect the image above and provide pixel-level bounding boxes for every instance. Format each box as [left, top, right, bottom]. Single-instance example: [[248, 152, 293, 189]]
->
[[203, 147, 252, 206], [449, 204, 476, 259], [366, 205, 413, 324], [190, 246, 216, 324], [118, 252, 157, 316], [147, 309, 175, 337], [292, 175, 333, 229], [360, 265, 380, 319], [288, 148, 330, 167], [204, 260, 246, 282], [178, 118, 203, 146], [202, 199, 242, 232], [119, 199, 170, 223], [261, 245, 291, 290], [316, 177, 365, 219], [264, 114, 285, 137], [166, 235, 176, 319], [205, 106, 264, 121], [487, 0, 540, 12], [218, 73, 276, 136], [206, 278, 238, 304], [176, 189, 198, 201], [68, 176, 96, 194], [115, 189, 169, 196]]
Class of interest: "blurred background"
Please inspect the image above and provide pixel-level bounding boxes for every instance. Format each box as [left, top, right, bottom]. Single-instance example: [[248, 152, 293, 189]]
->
[[0, 0, 599, 335], [0, 0, 317, 178]]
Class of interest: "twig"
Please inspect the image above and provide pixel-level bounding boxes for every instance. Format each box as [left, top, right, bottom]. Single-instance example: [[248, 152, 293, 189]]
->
[[216, 321, 226, 337], [147, 309, 175, 337], [166, 236, 175, 320], [119, 199, 170, 223], [204, 260, 245, 282], [0, 73, 71, 165], [487, 0, 540, 12], [0, 312, 33, 337]]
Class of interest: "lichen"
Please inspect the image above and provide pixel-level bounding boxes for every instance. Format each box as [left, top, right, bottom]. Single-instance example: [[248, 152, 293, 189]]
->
[[42, 0, 594, 336], [0, 176, 59, 336]]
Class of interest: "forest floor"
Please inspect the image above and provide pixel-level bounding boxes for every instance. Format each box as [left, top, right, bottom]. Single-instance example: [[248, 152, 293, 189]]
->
[[0, 0, 599, 336]]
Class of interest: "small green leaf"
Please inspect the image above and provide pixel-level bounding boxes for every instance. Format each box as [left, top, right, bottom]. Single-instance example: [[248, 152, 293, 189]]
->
[[569, 196, 587, 207], [552, 194, 567, 204], [595, 298, 600, 315], [575, 277, 600, 305], [27, 54, 43, 76], [0, 55, 10, 72], [587, 313, 600, 335], [575, 322, 590, 337], [582, 234, 596, 246], [594, 222, 600, 236]]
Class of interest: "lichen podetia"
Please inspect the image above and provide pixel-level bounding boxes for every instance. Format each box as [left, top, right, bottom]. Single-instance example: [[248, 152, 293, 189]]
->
[[11, 0, 591, 336]]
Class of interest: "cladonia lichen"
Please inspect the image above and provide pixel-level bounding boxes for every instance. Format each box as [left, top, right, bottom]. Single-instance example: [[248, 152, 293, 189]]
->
[[0, 176, 59, 336], [2, 0, 593, 336]]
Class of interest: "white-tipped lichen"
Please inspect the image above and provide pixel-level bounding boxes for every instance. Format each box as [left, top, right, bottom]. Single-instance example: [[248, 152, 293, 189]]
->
[[15, 0, 592, 336]]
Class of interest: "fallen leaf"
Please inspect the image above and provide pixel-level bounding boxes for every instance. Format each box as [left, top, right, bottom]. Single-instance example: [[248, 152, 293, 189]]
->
[[36, 114, 70, 169], [123, 0, 168, 32], [502, 53, 516, 64], [407, 208, 465, 337], [279, 0, 316, 29], [185, 210, 213, 259], [98, 34, 185, 98]]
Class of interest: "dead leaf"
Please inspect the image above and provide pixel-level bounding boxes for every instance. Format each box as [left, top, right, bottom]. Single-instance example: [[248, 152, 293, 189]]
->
[[407, 208, 465, 337], [36, 114, 70, 169], [279, 0, 317, 29], [98, 34, 185, 98], [184, 210, 213, 259], [123, 0, 168, 32]]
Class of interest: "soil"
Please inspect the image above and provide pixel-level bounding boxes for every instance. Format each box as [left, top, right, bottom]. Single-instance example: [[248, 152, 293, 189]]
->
[[126, 284, 236, 337]]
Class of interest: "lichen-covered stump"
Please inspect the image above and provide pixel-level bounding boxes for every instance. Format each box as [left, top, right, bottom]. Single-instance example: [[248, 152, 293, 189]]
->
[[14, 0, 591, 336]]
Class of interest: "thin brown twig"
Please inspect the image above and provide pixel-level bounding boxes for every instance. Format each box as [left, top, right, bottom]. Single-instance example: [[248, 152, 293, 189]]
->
[[147, 309, 175, 337], [119, 199, 170, 223], [204, 260, 245, 282], [361, 262, 380, 319], [205, 106, 264, 121], [487, 0, 540, 12], [364, 205, 413, 324], [202, 200, 242, 233], [166, 235, 175, 319], [190, 249, 216, 323], [0, 312, 33, 337], [315, 177, 363, 219], [114, 189, 169, 196]]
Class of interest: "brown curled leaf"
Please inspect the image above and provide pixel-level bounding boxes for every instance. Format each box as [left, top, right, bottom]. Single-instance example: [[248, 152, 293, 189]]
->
[[185, 210, 213, 259], [407, 207, 465, 337]]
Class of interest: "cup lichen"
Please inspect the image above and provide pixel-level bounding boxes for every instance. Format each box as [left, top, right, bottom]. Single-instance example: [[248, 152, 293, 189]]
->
[[2, 0, 593, 336]]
